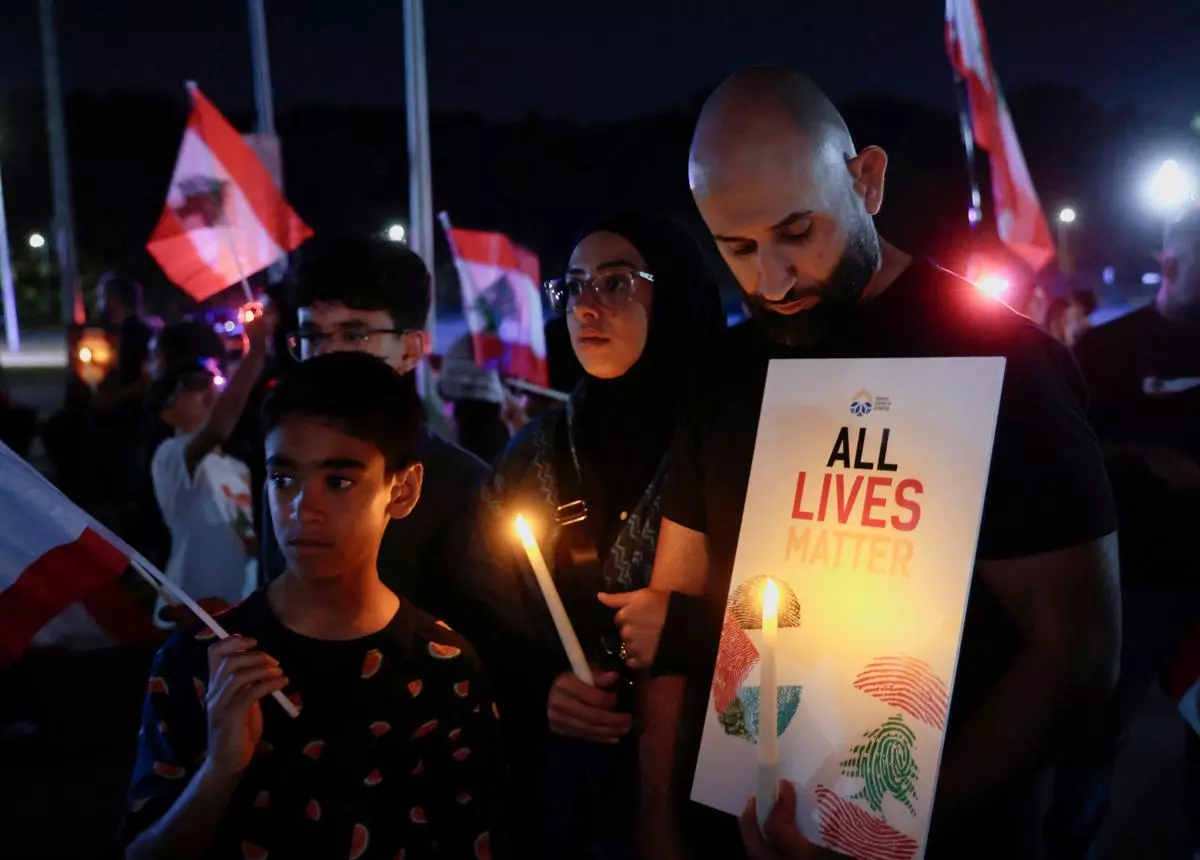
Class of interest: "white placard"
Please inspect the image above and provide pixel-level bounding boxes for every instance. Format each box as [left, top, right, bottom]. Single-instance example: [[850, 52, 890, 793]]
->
[[691, 357, 1005, 860]]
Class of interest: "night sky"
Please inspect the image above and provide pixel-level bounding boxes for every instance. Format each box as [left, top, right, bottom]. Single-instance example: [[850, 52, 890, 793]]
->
[[1, 0, 1197, 125]]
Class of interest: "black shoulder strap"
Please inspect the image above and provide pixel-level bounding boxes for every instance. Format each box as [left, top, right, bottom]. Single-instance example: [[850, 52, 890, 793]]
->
[[552, 407, 602, 574]]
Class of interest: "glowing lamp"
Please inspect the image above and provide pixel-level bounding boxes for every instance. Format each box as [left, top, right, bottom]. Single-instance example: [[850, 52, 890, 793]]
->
[[74, 328, 115, 388], [386, 223, 407, 243], [239, 302, 263, 326], [975, 274, 1010, 297]]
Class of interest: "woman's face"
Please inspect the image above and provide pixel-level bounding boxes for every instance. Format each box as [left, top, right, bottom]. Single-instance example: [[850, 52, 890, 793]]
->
[[565, 231, 654, 380]]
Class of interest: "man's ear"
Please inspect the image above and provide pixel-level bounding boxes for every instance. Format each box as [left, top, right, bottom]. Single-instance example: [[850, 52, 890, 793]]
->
[[386, 462, 424, 521], [849, 145, 888, 216]]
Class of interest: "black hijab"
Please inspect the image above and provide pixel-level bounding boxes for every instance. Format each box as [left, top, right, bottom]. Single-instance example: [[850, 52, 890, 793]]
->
[[568, 213, 725, 526]]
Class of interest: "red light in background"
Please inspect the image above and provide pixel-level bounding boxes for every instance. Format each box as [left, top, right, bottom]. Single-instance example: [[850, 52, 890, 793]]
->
[[975, 274, 1011, 297]]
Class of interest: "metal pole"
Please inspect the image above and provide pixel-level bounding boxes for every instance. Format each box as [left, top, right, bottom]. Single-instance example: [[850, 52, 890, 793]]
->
[[38, 0, 82, 326], [404, 0, 435, 349], [0, 158, 19, 353], [953, 73, 983, 231], [248, 0, 287, 285]]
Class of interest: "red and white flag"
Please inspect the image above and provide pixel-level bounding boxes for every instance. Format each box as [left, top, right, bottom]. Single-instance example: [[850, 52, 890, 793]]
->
[[1166, 620, 1200, 737], [946, 0, 1056, 271], [444, 222, 549, 387], [147, 83, 312, 302], [0, 443, 155, 666]]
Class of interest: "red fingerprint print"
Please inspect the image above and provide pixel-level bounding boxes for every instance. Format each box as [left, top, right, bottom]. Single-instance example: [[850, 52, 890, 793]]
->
[[408, 680, 423, 698], [364, 769, 383, 786], [304, 799, 321, 821], [475, 831, 492, 860], [148, 676, 168, 695], [853, 654, 950, 731], [193, 677, 206, 703], [253, 790, 270, 808], [412, 719, 438, 740], [712, 609, 758, 715], [369, 721, 391, 738], [242, 842, 269, 860], [287, 690, 303, 711], [302, 740, 325, 760], [361, 649, 383, 679], [454, 680, 470, 697], [452, 747, 471, 762], [195, 627, 217, 641], [410, 806, 427, 824], [153, 761, 187, 780], [816, 786, 918, 860], [457, 791, 472, 805], [448, 728, 462, 743], [349, 823, 370, 859]]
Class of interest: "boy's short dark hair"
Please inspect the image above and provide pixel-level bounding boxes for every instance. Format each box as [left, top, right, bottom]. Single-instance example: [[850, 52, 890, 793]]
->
[[262, 352, 423, 473], [292, 235, 431, 332]]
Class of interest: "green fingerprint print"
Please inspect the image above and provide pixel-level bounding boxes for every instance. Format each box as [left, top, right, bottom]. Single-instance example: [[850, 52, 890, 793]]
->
[[840, 714, 919, 816]]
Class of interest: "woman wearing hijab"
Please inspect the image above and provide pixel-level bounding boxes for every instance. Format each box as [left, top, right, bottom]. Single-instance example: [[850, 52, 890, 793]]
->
[[472, 213, 724, 859]]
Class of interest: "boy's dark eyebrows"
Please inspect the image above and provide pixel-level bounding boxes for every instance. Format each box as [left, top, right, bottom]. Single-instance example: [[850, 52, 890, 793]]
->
[[321, 458, 367, 470], [265, 454, 296, 467]]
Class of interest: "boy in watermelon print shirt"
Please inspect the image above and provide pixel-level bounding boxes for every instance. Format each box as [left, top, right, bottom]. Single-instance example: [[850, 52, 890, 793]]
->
[[122, 352, 506, 860]]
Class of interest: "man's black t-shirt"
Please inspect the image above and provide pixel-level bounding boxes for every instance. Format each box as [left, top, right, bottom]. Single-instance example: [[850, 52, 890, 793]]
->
[[661, 259, 1116, 850], [1073, 304, 1200, 581]]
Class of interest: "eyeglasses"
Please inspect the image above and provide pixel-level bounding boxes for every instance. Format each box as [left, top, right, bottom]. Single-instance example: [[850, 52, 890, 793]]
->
[[544, 269, 655, 315], [284, 328, 411, 362]]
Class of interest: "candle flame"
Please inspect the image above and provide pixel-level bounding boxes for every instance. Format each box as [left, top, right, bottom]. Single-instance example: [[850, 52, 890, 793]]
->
[[762, 578, 779, 620], [514, 514, 535, 548]]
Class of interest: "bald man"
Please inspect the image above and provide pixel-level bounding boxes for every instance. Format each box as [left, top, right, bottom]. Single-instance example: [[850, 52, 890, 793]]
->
[[636, 68, 1120, 859]]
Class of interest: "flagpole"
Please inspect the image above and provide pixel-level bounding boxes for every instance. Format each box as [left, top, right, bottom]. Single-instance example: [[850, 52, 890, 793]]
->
[[953, 74, 984, 233], [0, 156, 19, 353], [404, 0, 436, 399], [247, 0, 287, 285], [38, 0, 83, 326]]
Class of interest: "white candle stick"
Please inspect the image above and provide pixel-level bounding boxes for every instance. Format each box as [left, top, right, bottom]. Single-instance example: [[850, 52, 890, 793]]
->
[[757, 577, 780, 826], [515, 515, 595, 686]]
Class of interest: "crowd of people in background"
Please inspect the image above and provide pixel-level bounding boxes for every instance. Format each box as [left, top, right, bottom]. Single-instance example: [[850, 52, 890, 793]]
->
[[0, 66, 1197, 860]]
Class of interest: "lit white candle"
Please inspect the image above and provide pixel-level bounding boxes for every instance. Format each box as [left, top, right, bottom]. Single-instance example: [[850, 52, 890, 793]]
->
[[757, 577, 780, 826], [515, 515, 595, 686]]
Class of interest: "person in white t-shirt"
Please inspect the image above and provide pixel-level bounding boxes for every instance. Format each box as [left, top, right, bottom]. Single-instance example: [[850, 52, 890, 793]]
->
[[149, 305, 277, 626]]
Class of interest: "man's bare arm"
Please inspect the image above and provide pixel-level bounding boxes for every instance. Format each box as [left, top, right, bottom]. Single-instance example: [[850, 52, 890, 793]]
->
[[934, 533, 1120, 816], [637, 517, 711, 857]]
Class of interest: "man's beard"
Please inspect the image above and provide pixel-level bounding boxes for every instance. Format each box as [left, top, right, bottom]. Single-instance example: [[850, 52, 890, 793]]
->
[[742, 225, 881, 349]]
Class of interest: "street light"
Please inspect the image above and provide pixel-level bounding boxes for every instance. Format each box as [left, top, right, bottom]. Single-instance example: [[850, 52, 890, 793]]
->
[[385, 223, 407, 243], [1146, 160, 1195, 212], [1057, 207, 1077, 225], [28, 232, 45, 249]]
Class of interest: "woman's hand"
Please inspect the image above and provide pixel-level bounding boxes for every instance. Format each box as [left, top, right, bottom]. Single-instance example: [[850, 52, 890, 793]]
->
[[546, 669, 632, 744], [597, 588, 670, 670]]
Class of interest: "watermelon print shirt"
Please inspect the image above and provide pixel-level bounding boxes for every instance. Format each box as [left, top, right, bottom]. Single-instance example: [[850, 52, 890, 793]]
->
[[121, 589, 504, 859]]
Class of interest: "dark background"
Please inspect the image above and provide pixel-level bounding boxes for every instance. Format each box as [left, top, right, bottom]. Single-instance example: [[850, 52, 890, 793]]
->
[[1, 0, 1198, 320]]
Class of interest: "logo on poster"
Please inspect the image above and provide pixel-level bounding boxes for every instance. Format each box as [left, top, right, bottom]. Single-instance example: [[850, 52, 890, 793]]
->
[[849, 389, 891, 418]]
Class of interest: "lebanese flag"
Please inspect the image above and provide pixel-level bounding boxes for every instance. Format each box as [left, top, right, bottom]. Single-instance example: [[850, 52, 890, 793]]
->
[[445, 225, 549, 387], [147, 83, 312, 302], [945, 0, 1056, 271], [0, 442, 157, 666], [1165, 620, 1200, 737]]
